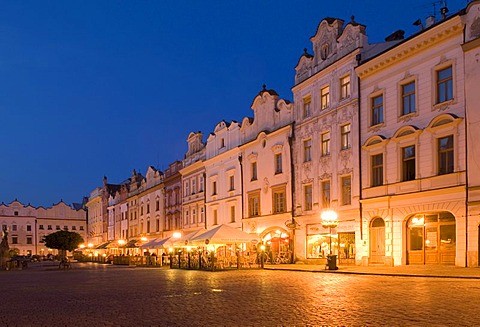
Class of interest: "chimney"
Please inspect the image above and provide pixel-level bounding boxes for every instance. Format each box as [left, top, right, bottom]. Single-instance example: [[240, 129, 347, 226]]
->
[[385, 30, 405, 42], [425, 15, 435, 28]]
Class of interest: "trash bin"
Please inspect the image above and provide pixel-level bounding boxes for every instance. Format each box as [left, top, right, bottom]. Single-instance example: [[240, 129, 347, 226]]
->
[[326, 254, 338, 270]]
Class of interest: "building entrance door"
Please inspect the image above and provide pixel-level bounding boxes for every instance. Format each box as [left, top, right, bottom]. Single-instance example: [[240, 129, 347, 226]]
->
[[406, 212, 456, 265], [369, 218, 385, 264]]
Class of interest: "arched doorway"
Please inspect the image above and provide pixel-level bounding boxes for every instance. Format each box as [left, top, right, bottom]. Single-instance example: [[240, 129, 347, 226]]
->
[[261, 228, 291, 264], [370, 218, 385, 264], [406, 212, 456, 265]]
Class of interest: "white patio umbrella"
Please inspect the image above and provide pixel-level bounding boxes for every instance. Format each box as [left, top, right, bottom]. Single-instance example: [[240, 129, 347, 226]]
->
[[140, 238, 162, 248], [172, 230, 205, 247], [191, 224, 258, 245], [149, 236, 173, 249]]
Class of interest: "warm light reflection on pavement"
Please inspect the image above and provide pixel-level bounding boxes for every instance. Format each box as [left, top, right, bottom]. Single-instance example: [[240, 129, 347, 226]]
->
[[0, 263, 478, 326]]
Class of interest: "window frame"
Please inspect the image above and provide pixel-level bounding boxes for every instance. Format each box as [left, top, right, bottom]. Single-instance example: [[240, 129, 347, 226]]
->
[[340, 123, 351, 150], [340, 75, 351, 100], [303, 139, 312, 162], [370, 93, 384, 126], [321, 131, 331, 156], [248, 191, 261, 217], [320, 85, 330, 110], [274, 153, 283, 174], [402, 145, 416, 182], [436, 65, 453, 104], [321, 180, 331, 209], [272, 185, 286, 214], [400, 80, 416, 116], [438, 135, 454, 175], [371, 153, 384, 187], [341, 176, 352, 206], [304, 184, 313, 211], [302, 96, 311, 118]]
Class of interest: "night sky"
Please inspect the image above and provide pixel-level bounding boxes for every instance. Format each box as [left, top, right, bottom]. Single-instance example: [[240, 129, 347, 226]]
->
[[0, 0, 466, 207]]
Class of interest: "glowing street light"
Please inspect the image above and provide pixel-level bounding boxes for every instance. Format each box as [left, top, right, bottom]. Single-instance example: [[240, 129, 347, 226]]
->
[[321, 209, 339, 270]]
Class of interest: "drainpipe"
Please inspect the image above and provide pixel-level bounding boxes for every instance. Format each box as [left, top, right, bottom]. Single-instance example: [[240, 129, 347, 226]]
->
[[356, 53, 364, 242], [288, 123, 296, 263], [463, 46, 469, 268], [238, 155, 245, 231], [203, 172, 207, 230]]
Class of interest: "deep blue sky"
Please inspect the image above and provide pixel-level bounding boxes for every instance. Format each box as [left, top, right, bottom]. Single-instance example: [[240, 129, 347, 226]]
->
[[0, 0, 466, 207]]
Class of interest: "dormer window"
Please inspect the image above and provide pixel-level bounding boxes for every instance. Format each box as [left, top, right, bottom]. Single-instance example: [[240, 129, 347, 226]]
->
[[321, 43, 329, 60]]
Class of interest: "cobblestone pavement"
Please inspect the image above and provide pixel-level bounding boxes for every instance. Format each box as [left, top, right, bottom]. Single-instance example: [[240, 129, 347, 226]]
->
[[1, 262, 479, 327]]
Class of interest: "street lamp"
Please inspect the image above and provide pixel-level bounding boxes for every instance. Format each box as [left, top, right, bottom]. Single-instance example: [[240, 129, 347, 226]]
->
[[321, 209, 339, 270]]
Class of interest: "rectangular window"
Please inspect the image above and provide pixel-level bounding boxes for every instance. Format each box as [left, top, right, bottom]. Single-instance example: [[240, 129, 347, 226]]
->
[[371, 94, 384, 126], [200, 207, 205, 223], [248, 192, 260, 217], [140, 206, 144, 216], [437, 66, 453, 103], [156, 200, 160, 211], [213, 209, 218, 225], [229, 175, 235, 191], [371, 154, 384, 187], [48, 225, 52, 230], [39, 225, 44, 230], [27, 237, 32, 245], [304, 185, 313, 211], [192, 180, 196, 194], [156, 219, 160, 232], [230, 206, 236, 223], [341, 176, 352, 205], [273, 187, 286, 214], [79, 226, 84, 231], [56, 225, 60, 231], [304, 139, 312, 162], [12, 225, 17, 232], [146, 204, 150, 214], [63, 226, 68, 231], [212, 181, 217, 195], [303, 97, 311, 118], [27, 225, 31, 232], [12, 236, 18, 244], [72, 226, 77, 231], [275, 153, 283, 174], [402, 81, 416, 115], [184, 182, 189, 197], [341, 124, 351, 150], [251, 162, 258, 181], [321, 132, 330, 156], [321, 181, 330, 208], [402, 145, 416, 181], [321, 86, 330, 110], [185, 210, 189, 225], [340, 75, 351, 100], [438, 135, 454, 175], [192, 209, 196, 224], [147, 221, 150, 233], [199, 176, 204, 191]]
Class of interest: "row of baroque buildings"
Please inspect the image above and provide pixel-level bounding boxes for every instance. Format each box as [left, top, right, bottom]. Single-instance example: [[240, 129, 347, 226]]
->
[[0, 200, 87, 256], [86, 2, 480, 267]]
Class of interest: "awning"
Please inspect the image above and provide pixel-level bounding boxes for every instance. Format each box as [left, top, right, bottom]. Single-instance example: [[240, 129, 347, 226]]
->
[[95, 241, 112, 249], [191, 224, 258, 245], [140, 238, 162, 248], [148, 237, 172, 249], [172, 230, 205, 247], [121, 239, 139, 248]]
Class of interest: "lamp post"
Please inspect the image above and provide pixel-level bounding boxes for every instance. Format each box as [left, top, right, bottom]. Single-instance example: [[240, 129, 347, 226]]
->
[[321, 209, 339, 270]]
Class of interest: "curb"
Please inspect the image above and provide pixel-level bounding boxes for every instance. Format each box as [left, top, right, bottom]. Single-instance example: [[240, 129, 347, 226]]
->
[[263, 267, 480, 279]]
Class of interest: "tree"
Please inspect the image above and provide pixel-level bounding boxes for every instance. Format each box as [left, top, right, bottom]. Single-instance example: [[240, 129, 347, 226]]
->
[[43, 231, 84, 257]]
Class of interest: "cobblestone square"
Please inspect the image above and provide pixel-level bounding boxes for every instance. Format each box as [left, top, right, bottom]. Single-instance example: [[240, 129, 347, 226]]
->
[[1, 263, 479, 326]]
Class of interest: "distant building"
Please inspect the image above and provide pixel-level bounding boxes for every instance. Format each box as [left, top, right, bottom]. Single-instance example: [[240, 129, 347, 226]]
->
[[0, 199, 87, 256]]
